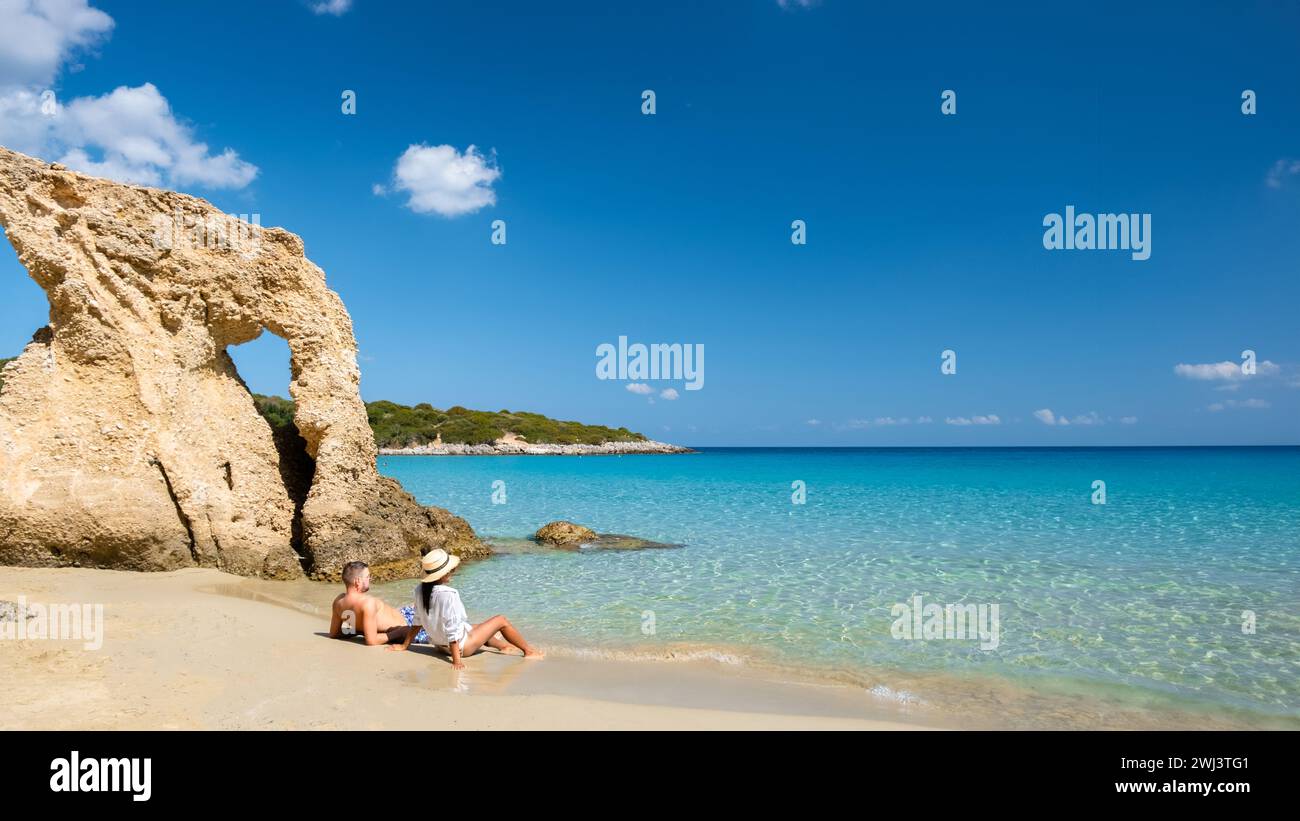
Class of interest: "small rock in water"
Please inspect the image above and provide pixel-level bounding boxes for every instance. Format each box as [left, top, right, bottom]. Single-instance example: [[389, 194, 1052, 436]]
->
[[587, 534, 682, 551], [533, 521, 597, 546], [531, 521, 682, 551]]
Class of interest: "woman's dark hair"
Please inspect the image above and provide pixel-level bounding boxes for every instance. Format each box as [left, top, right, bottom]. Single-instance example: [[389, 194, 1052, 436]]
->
[[420, 580, 440, 611]]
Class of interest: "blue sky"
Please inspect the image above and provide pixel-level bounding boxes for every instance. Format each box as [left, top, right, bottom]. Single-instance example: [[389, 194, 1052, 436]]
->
[[1, 0, 1298, 446]]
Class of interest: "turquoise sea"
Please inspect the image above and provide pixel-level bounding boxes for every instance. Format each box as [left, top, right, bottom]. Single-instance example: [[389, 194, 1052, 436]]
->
[[376, 447, 1300, 728]]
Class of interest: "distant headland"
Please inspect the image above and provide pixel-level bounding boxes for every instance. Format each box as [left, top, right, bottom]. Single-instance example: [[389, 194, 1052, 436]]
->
[[253, 395, 692, 456]]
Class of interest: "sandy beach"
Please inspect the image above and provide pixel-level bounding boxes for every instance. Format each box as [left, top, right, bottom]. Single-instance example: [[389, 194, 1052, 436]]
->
[[0, 566, 927, 731]]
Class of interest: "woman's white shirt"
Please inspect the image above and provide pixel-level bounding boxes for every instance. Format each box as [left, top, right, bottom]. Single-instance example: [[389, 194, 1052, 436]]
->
[[414, 584, 471, 647]]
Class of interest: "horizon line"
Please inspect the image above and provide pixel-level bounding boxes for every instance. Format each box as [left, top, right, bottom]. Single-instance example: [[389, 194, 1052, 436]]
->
[[675, 443, 1300, 449]]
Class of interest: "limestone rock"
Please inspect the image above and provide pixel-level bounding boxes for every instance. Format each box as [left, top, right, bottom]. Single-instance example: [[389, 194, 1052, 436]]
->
[[530, 521, 681, 551], [533, 521, 597, 546], [0, 146, 488, 580], [583, 533, 682, 551]]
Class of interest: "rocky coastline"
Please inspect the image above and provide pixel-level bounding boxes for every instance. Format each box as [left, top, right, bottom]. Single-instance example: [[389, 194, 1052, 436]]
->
[[0, 147, 489, 580], [379, 439, 693, 456]]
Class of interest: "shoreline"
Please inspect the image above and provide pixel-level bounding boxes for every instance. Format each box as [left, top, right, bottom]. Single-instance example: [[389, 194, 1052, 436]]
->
[[4, 566, 1289, 730], [0, 566, 923, 730], [379, 439, 693, 456]]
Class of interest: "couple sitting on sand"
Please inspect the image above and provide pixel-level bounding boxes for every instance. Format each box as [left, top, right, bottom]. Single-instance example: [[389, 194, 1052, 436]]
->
[[327, 548, 543, 668]]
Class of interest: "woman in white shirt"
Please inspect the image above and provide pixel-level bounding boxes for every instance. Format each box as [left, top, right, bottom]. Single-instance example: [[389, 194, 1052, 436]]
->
[[393, 548, 544, 669]]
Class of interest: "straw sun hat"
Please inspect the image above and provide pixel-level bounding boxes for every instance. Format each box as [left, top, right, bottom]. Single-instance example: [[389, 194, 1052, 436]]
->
[[420, 548, 460, 582]]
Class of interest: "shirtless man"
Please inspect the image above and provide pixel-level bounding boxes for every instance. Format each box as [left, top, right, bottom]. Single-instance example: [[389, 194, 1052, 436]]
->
[[328, 561, 412, 646]]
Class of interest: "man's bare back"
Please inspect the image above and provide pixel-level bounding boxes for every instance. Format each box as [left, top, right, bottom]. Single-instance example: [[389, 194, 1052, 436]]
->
[[328, 562, 412, 646]]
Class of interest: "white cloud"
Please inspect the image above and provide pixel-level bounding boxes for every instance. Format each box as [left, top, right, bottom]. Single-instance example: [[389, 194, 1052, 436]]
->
[[805, 419, 821, 426], [57, 84, 257, 187], [1035, 408, 1110, 426], [659, 388, 679, 400], [0, 3, 256, 190], [310, 0, 353, 15], [1174, 360, 1280, 382], [946, 415, 1000, 426], [0, 88, 52, 151], [0, 0, 114, 90], [840, 415, 933, 430], [1208, 398, 1270, 412], [625, 383, 653, 395], [1266, 158, 1300, 189], [1120, 416, 1138, 425], [777, 0, 819, 8], [390, 143, 501, 217]]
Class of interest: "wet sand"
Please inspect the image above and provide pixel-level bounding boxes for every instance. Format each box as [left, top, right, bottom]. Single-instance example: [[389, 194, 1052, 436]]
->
[[0, 567, 928, 730], [5, 566, 1288, 730]]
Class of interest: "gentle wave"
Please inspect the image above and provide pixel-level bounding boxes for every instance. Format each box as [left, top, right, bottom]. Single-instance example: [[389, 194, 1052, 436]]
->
[[376, 447, 1300, 727]]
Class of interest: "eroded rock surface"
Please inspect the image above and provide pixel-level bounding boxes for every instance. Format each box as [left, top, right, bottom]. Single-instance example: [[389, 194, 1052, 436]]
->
[[533, 521, 598, 546], [0, 147, 488, 580], [531, 521, 680, 551]]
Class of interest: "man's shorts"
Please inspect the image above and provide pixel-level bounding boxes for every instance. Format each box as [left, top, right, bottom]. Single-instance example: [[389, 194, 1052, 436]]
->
[[399, 605, 430, 644]]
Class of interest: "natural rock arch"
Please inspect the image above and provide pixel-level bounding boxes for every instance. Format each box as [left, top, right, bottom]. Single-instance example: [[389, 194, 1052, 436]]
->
[[0, 146, 487, 580]]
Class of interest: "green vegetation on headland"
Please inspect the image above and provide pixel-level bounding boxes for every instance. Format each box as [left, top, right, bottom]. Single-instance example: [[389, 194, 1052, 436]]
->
[[253, 394, 647, 448], [0, 352, 646, 446], [251, 393, 298, 434]]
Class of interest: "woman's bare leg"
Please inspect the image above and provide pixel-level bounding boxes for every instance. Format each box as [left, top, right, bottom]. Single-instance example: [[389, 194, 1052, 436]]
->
[[462, 615, 543, 658], [485, 633, 516, 653]]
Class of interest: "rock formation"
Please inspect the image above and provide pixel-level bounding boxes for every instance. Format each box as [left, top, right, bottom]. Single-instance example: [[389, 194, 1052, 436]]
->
[[0, 146, 488, 581], [530, 521, 678, 551], [533, 521, 598, 546]]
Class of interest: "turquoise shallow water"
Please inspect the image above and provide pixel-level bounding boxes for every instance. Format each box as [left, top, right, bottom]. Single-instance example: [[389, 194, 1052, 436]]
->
[[376, 447, 1300, 726]]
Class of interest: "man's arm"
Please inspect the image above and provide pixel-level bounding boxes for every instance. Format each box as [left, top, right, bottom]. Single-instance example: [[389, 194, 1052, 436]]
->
[[388, 623, 418, 652], [328, 597, 344, 638], [360, 599, 390, 646]]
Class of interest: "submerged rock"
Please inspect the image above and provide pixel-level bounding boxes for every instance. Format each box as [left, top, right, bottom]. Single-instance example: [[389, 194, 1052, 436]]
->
[[0, 147, 488, 580], [586, 534, 682, 551], [531, 521, 680, 551]]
